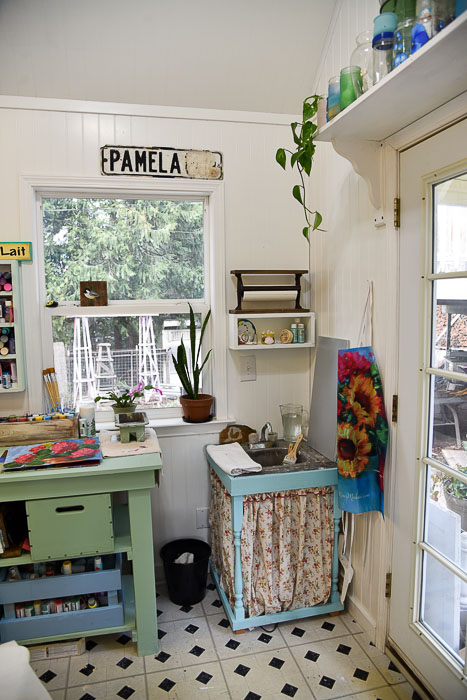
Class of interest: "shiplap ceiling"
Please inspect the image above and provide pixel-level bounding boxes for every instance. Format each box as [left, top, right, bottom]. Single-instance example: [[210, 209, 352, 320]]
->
[[0, 0, 338, 114]]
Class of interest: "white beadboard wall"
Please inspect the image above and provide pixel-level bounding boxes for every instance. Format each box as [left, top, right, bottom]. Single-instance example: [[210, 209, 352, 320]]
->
[[0, 99, 312, 565], [310, 0, 397, 638]]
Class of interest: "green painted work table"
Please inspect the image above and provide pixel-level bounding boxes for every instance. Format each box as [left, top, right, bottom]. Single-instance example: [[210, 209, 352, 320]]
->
[[0, 452, 162, 656]]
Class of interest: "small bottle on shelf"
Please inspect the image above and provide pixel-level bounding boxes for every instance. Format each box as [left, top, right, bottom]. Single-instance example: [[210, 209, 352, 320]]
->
[[297, 323, 305, 343], [291, 323, 298, 343]]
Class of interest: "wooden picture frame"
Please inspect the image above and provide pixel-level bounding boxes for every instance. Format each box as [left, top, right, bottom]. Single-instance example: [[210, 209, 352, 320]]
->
[[80, 281, 108, 307]]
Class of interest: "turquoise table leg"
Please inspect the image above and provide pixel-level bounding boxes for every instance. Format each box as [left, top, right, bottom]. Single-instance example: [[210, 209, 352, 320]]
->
[[232, 495, 245, 623], [128, 488, 158, 656]]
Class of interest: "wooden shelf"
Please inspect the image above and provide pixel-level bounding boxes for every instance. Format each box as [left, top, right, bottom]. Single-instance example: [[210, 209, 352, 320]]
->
[[315, 14, 467, 209], [229, 312, 315, 350]]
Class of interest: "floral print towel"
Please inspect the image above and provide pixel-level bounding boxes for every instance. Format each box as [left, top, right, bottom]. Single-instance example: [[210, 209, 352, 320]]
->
[[337, 346, 388, 515]]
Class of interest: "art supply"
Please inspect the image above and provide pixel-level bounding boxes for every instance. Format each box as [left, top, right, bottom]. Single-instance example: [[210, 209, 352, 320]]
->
[[34, 600, 42, 616], [283, 433, 304, 466], [24, 601, 35, 617], [61, 560, 72, 575], [291, 323, 298, 343], [87, 596, 98, 609], [339, 66, 363, 110], [42, 367, 61, 411], [15, 602, 25, 618], [2, 371, 11, 389], [93, 556, 103, 571], [297, 323, 305, 343], [54, 598, 64, 613], [40, 600, 51, 614], [71, 596, 80, 611]]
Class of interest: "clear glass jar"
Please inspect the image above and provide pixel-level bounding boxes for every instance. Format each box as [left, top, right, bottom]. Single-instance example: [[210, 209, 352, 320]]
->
[[350, 30, 374, 92], [393, 17, 415, 67], [372, 32, 394, 84]]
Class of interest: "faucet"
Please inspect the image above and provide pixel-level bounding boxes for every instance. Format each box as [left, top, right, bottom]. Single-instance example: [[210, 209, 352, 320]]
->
[[259, 422, 273, 443]]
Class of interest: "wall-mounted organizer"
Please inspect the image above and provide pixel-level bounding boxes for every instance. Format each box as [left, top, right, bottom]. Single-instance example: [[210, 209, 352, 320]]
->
[[229, 312, 315, 350], [0, 261, 25, 393], [230, 269, 309, 313]]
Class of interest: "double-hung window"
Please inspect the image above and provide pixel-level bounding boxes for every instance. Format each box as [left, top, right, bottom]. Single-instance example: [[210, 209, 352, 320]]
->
[[36, 184, 221, 420]]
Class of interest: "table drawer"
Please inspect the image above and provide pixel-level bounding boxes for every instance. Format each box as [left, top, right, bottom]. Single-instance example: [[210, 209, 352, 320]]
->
[[26, 494, 114, 560]]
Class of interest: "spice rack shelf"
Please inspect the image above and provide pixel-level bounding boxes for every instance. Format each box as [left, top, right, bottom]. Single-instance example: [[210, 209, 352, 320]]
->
[[228, 312, 315, 350], [0, 260, 25, 393]]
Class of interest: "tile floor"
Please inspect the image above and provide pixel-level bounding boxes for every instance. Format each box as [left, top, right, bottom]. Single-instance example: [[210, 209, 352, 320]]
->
[[32, 582, 421, 700]]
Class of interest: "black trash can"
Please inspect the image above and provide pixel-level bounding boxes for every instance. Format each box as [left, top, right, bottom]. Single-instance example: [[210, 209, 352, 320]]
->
[[160, 538, 211, 606]]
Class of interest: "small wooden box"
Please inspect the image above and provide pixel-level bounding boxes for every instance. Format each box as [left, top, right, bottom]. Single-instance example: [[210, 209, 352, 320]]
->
[[0, 418, 78, 447]]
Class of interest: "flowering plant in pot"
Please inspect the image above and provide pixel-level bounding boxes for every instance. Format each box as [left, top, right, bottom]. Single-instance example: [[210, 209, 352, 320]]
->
[[172, 304, 213, 423], [94, 381, 159, 414]]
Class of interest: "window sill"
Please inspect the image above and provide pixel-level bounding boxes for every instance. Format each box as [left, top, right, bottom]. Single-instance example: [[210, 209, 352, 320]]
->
[[96, 416, 236, 439]]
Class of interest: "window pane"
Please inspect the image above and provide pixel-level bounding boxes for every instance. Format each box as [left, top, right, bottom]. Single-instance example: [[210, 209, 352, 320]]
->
[[432, 279, 467, 370], [433, 174, 467, 274], [420, 550, 465, 664], [43, 197, 205, 301], [428, 375, 467, 466], [424, 464, 467, 570], [51, 313, 203, 409]]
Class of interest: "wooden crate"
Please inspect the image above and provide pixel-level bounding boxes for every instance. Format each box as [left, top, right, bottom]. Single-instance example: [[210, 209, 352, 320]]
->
[[0, 418, 79, 447]]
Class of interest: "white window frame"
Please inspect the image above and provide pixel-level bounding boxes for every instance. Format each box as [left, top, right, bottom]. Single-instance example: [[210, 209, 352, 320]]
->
[[20, 175, 227, 422]]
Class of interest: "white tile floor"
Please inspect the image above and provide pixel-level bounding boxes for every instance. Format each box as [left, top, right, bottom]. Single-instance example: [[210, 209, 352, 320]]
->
[[32, 582, 421, 700]]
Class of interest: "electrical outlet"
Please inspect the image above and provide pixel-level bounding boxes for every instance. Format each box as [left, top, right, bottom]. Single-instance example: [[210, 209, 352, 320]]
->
[[240, 354, 256, 381], [196, 507, 210, 529]]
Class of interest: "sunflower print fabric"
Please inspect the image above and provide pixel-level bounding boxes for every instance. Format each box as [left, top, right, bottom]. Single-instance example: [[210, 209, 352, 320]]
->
[[337, 347, 388, 515]]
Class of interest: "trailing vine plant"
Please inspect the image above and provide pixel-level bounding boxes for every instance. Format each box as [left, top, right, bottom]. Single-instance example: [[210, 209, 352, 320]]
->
[[275, 94, 323, 242]]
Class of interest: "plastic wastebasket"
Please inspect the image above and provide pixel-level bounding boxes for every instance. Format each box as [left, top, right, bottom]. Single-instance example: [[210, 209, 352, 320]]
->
[[160, 538, 211, 606]]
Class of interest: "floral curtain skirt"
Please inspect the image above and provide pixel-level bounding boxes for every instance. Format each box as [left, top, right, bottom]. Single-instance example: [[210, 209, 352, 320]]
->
[[209, 471, 334, 618]]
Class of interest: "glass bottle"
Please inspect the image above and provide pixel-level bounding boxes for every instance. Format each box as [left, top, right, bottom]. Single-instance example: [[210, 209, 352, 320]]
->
[[340, 66, 363, 110], [327, 76, 340, 121], [393, 17, 415, 67], [372, 33, 395, 83], [350, 30, 374, 92]]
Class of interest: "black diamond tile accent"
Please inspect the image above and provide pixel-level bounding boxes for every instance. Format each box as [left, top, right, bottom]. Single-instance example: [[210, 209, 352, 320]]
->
[[245, 693, 262, 700], [159, 678, 176, 692], [158, 628, 167, 640], [211, 598, 223, 608], [155, 651, 171, 663], [258, 632, 272, 643], [226, 638, 240, 650], [180, 604, 193, 613], [157, 608, 163, 617], [281, 684, 298, 697], [369, 640, 376, 646], [207, 583, 216, 590], [189, 645, 205, 657], [354, 667, 369, 681], [305, 650, 320, 662], [319, 676, 335, 689], [291, 626, 305, 638], [336, 643, 351, 655], [117, 686, 135, 699], [116, 657, 133, 670], [218, 618, 230, 628], [196, 671, 213, 685], [185, 624, 199, 634], [321, 621, 335, 631], [79, 694, 96, 700], [117, 634, 131, 645], [269, 657, 285, 669], [39, 670, 57, 684], [388, 661, 399, 672], [234, 663, 251, 676], [85, 640, 98, 651], [79, 664, 96, 676]]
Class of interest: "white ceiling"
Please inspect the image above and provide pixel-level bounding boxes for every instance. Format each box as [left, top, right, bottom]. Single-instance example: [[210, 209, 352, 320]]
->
[[0, 0, 338, 114]]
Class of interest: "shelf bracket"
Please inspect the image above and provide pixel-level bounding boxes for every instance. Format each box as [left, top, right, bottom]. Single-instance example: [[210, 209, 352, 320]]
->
[[331, 138, 384, 210]]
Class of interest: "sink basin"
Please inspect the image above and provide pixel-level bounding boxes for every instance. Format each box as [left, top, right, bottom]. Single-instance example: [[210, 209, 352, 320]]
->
[[245, 447, 307, 468], [240, 439, 336, 475]]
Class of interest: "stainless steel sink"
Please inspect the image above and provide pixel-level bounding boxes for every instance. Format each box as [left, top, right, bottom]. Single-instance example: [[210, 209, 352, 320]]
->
[[241, 439, 336, 475]]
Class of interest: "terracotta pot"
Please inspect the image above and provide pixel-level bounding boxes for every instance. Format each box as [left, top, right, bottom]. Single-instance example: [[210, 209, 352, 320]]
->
[[112, 404, 136, 415], [179, 394, 214, 423]]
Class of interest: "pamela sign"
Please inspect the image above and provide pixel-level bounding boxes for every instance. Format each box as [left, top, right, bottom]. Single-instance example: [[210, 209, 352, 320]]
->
[[101, 146, 223, 180]]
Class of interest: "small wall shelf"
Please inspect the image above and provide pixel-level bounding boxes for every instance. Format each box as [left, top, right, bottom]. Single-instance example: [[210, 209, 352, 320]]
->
[[315, 13, 467, 209], [229, 312, 315, 350], [0, 261, 25, 393], [230, 269, 309, 313]]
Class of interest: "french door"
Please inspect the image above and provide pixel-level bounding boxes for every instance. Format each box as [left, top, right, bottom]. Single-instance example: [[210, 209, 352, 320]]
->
[[389, 119, 467, 699]]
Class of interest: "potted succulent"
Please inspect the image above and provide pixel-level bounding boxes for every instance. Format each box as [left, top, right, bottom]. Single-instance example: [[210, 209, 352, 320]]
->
[[94, 381, 158, 414], [172, 304, 213, 423], [442, 464, 467, 531]]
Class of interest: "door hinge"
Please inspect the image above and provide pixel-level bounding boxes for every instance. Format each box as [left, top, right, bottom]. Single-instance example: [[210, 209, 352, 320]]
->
[[385, 572, 392, 598], [392, 394, 398, 423], [394, 198, 400, 228]]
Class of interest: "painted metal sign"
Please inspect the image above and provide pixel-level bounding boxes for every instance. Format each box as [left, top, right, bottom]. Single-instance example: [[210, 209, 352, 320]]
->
[[100, 146, 223, 180], [0, 242, 32, 261]]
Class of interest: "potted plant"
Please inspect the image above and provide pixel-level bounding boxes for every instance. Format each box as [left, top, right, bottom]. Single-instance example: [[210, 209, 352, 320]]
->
[[276, 94, 324, 242], [94, 381, 158, 415], [172, 304, 213, 423], [442, 464, 467, 531]]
